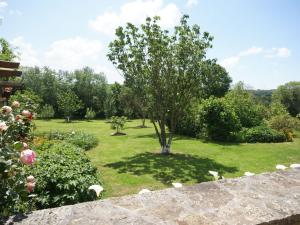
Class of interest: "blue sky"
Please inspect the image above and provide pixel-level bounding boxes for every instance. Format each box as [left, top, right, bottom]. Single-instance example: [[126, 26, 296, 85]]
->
[[0, 0, 299, 89]]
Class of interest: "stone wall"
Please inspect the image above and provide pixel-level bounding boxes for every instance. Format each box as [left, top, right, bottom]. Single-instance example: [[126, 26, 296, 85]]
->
[[4, 168, 300, 225]]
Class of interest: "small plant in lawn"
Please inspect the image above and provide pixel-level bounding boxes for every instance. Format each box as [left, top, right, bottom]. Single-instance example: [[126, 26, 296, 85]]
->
[[110, 116, 127, 136], [85, 108, 96, 121]]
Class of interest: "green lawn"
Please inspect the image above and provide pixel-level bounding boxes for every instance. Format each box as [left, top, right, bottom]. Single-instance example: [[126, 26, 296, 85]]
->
[[34, 119, 300, 198]]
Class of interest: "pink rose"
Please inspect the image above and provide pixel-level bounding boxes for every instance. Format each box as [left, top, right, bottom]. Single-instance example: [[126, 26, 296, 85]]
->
[[26, 175, 35, 183], [20, 149, 36, 165], [2, 106, 12, 115], [0, 121, 8, 132], [26, 182, 36, 193], [22, 110, 33, 120], [11, 101, 20, 108]]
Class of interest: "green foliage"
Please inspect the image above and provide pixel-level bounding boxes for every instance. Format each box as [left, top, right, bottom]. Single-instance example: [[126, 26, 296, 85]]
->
[[225, 82, 264, 128], [57, 89, 83, 122], [9, 90, 42, 113], [171, 105, 201, 138], [268, 102, 289, 118], [268, 114, 300, 141], [0, 103, 35, 217], [21, 66, 108, 119], [110, 116, 127, 133], [27, 141, 101, 209], [38, 104, 55, 120], [200, 59, 232, 98], [199, 97, 241, 141], [41, 130, 98, 150], [272, 81, 300, 116], [67, 67, 108, 117], [250, 89, 273, 106], [108, 15, 214, 153], [238, 126, 286, 143], [0, 38, 18, 61], [85, 108, 96, 121]]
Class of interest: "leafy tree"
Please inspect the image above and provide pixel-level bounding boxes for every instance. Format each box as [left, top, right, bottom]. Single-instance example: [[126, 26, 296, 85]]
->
[[199, 97, 241, 141], [200, 59, 232, 98], [104, 88, 117, 119], [272, 81, 300, 116], [120, 86, 148, 127], [22, 67, 63, 116], [108, 15, 213, 154], [66, 67, 107, 117], [0, 38, 18, 61], [268, 102, 289, 118], [110, 82, 125, 116], [110, 116, 127, 135], [85, 108, 96, 121], [57, 90, 82, 122], [38, 104, 55, 120], [225, 82, 264, 128]]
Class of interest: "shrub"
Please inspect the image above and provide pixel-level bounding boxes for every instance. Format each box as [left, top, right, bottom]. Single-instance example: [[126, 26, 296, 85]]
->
[[268, 114, 300, 141], [170, 106, 201, 138], [110, 116, 127, 134], [199, 97, 241, 141], [0, 102, 37, 217], [238, 126, 286, 143], [225, 82, 264, 128], [41, 131, 98, 150], [38, 104, 55, 120], [9, 90, 42, 113], [85, 108, 96, 121], [27, 141, 101, 209]]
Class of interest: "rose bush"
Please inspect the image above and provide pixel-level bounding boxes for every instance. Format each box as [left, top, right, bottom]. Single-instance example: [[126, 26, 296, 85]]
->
[[0, 101, 37, 217]]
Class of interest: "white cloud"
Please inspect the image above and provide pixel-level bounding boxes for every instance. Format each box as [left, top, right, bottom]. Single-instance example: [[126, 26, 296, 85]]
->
[[0, 0, 7, 9], [220, 46, 291, 70], [186, 0, 198, 8], [44, 37, 103, 71], [11, 36, 41, 67], [10, 36, 123, 83], [89, 0, 181, 35], [220, 56, 240, 69], [265, 47, 291, 58], [239, 46, 263, 56]]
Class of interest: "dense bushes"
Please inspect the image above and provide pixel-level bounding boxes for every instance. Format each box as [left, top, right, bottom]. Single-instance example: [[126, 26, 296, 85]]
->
[[199, 97, 241, 141], [238, 126, 286, 143], [225, 82, 264, 128], [40, 131, 98, 150], [27, 142, 101, 209]]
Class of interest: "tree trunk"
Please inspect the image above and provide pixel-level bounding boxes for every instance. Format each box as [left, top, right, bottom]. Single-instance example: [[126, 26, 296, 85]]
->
[[141, 118, 146, 128], [66, 116, 71, 123], [161, 144, 170, 155]]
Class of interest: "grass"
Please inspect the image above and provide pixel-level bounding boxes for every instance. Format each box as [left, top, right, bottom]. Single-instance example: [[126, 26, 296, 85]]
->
[[34, 119, 300, 198]]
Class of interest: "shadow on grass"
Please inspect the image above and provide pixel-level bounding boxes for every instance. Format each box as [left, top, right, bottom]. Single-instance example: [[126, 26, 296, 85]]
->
[[135, 133, 241, 146], [105, 152, 238, 185]]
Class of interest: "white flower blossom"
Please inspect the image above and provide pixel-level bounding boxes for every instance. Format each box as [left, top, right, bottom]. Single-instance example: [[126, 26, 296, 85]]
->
[[244, 172, 255, 176], [172, 182, 183, 188], [208, 170, 219, 180], [276, 164, 287, 170], [138, 189, 151, 194], [88, 185, 103, 197]]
